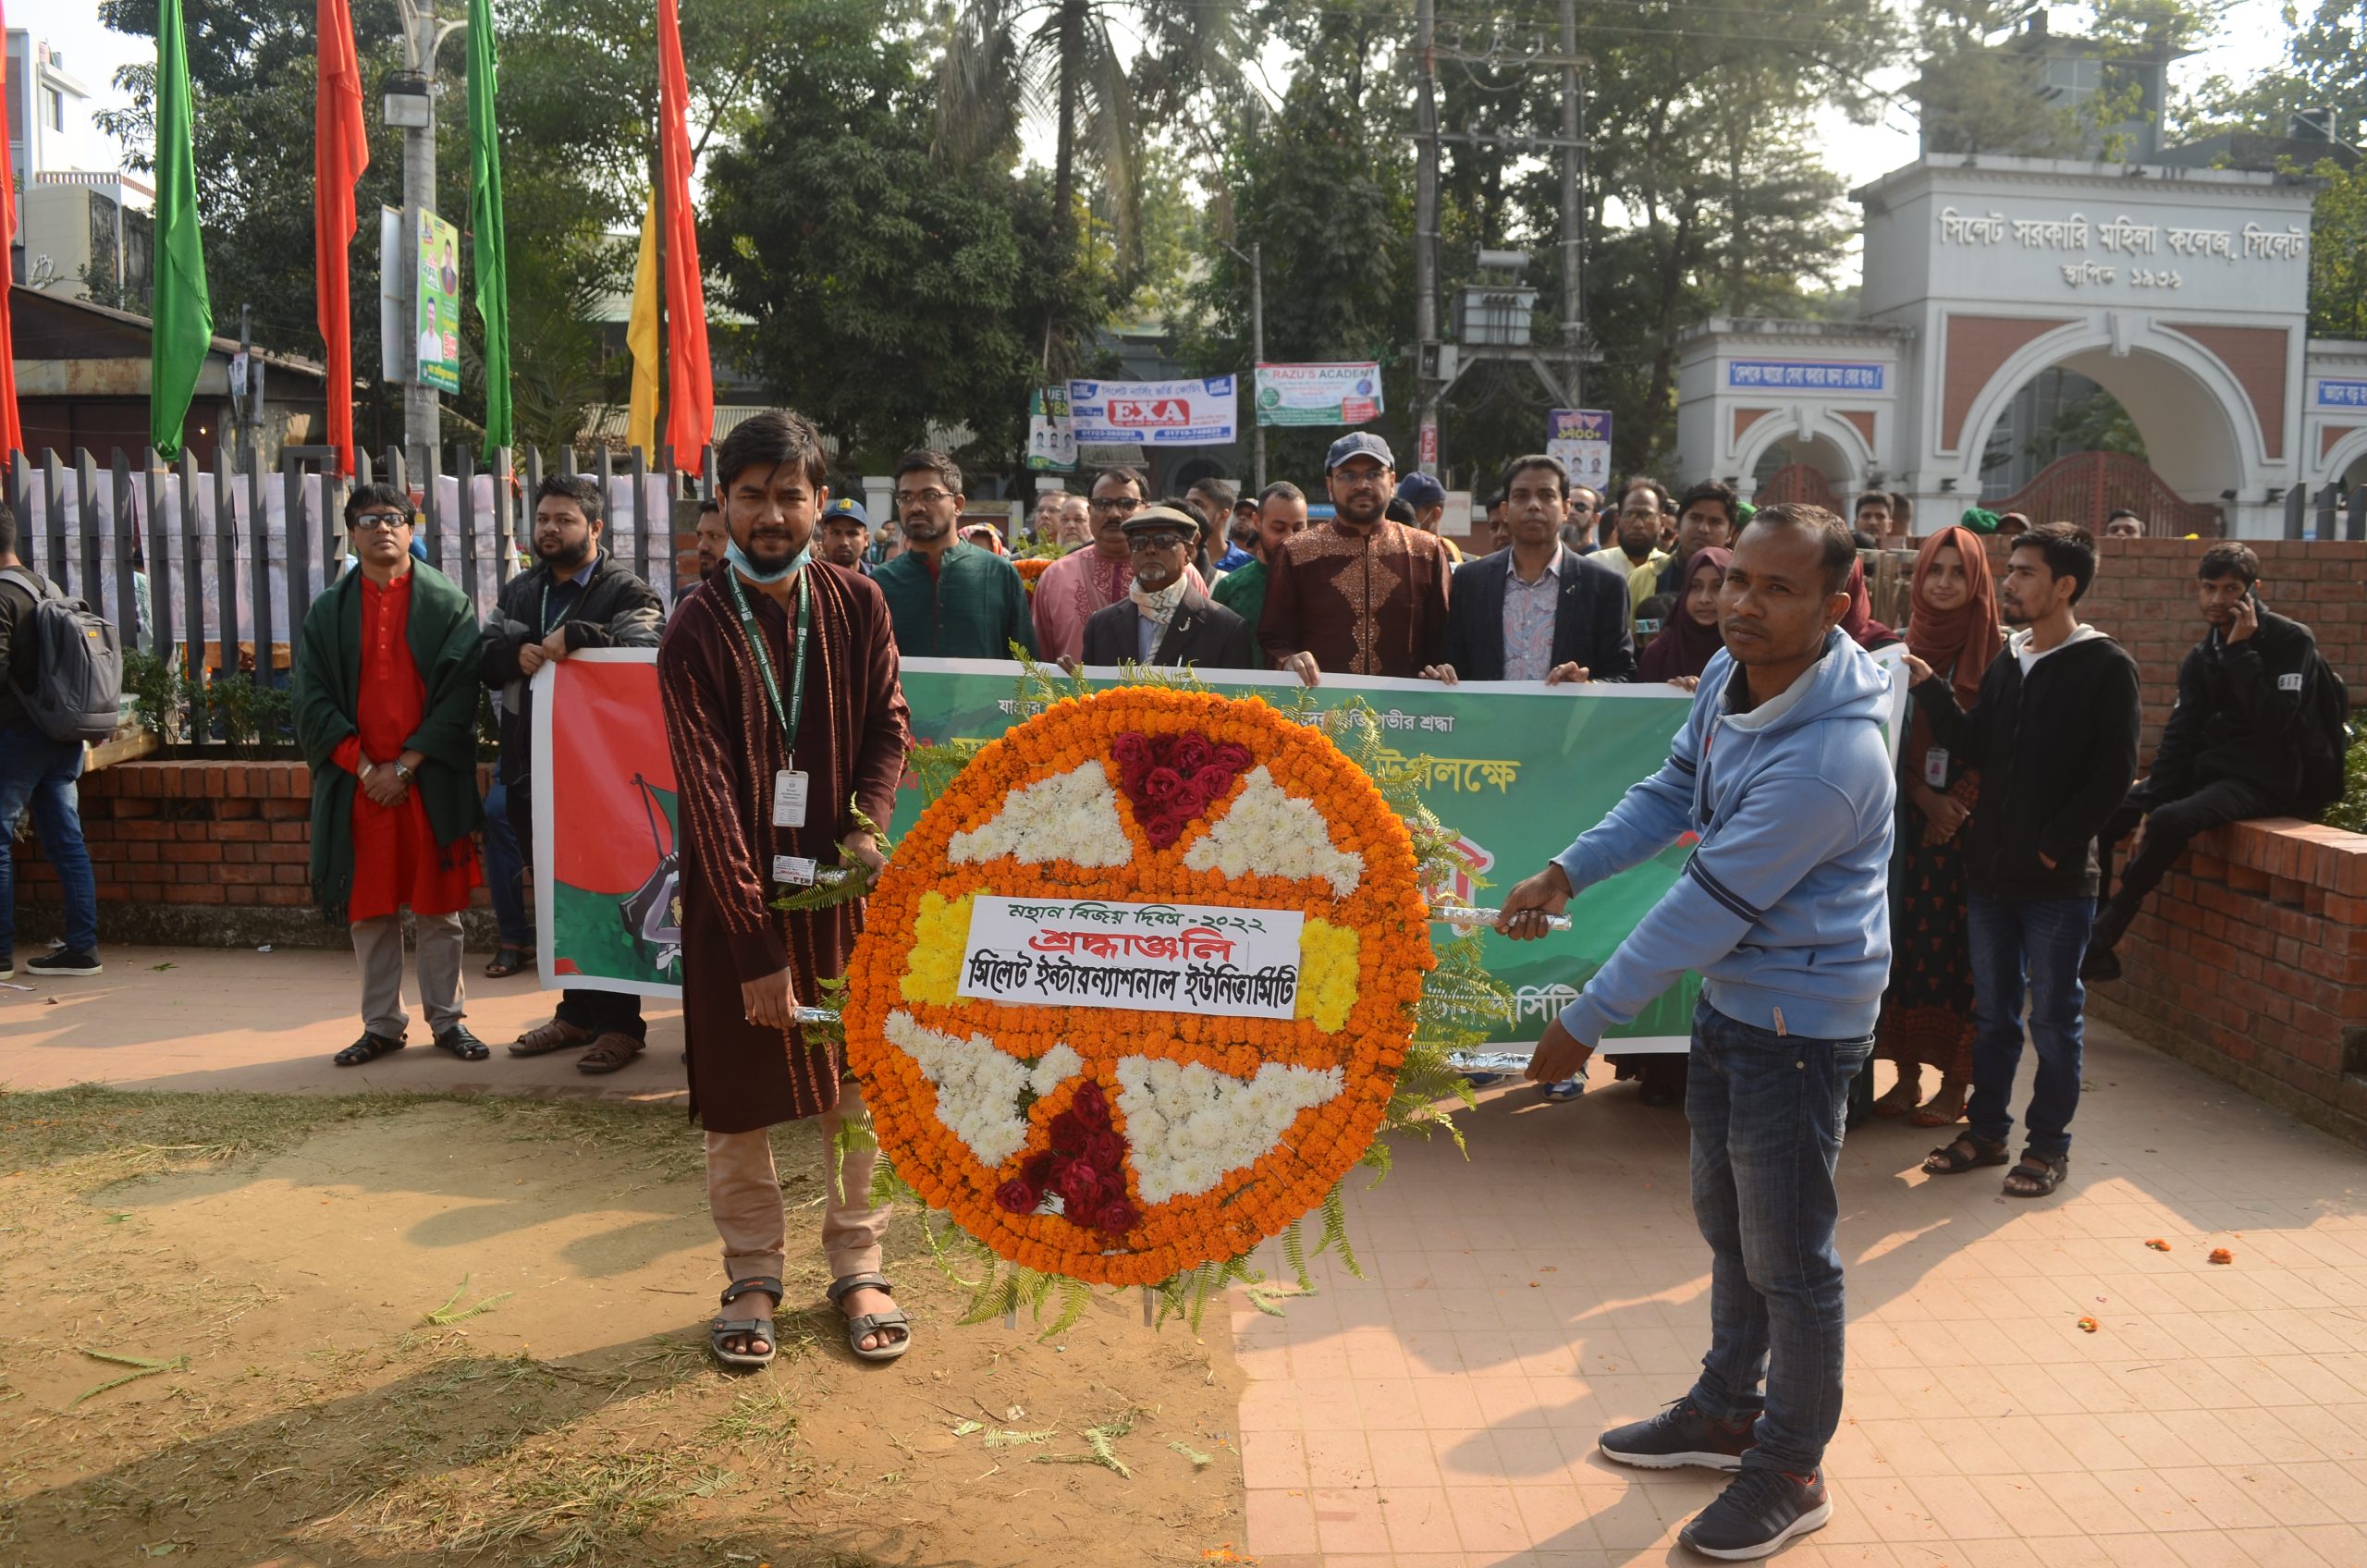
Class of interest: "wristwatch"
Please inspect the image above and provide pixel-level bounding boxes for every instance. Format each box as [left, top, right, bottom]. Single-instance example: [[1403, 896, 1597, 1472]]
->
[[392, 762, 416, 785]]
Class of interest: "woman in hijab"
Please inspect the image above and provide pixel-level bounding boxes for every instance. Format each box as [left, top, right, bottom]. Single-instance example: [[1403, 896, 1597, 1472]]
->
[[1872, 525, 2003, 1124], [1837, 557, 1901, 651], [1635, 545, 1731, 689]]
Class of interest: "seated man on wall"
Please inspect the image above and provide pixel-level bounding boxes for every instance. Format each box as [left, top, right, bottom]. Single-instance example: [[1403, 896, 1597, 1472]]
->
[[2084, 543, 2332, 983]]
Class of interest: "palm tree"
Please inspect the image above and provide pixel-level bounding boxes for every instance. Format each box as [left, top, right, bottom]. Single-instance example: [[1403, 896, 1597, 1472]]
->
[[934, 0, 1241, 369]]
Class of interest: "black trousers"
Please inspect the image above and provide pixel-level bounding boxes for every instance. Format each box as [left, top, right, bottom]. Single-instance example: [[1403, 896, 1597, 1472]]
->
[[2095, 776, 2282, 937]]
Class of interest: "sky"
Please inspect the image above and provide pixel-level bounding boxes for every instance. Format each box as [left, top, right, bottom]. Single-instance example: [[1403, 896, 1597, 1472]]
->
[[31, 0, 2300, 282]]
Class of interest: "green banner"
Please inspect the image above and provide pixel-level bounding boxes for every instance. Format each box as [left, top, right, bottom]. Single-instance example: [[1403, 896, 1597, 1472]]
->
[[535, 654, 1705, 1047]]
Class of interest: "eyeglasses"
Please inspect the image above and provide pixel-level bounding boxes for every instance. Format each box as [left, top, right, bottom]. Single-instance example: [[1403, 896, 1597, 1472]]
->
[[1127, 533, 1187, 553], [894, 487, 955, 508], [1089, 496, 1143, 516], [349, 512, 411, 533]]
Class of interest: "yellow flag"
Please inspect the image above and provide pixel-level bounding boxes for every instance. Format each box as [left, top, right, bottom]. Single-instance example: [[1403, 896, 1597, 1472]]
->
[[625, 191, 661, 456]]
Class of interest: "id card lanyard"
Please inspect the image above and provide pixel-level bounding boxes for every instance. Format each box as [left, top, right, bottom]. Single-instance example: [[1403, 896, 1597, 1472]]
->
[[724, 569, 813, 848]]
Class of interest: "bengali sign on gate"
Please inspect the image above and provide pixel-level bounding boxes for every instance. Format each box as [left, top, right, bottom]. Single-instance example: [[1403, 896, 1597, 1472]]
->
[[533, 654, 1900, 1048], [1255, 361, 1384, 427], [1066, 376, 1237, 447], [959, 896, 1304, 1018]]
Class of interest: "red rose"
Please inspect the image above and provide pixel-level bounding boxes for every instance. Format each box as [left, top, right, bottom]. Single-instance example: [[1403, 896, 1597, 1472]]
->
[[1021, 1152, 1057, 1188], [1143, 766, 1186, 803], [1171, 734, 1212, 772], [1071, 1082, 1110, 1125], [1141, 813, 1183, 848], [1112, 733, 1153, 768], [1048, 1110, 1085, 1147], [1094, 1199, 1138, 1235], [1059, 1160, 1104, 1212], [1081, 1129, 1125, 1171], [1211, 742, 1253, 772], [995, 1179, 1041, 1215], [1189, 765, 1233, 800]]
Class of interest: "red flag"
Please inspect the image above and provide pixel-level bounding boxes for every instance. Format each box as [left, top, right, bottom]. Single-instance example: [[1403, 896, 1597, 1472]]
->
[[315, 0, 370, 475], [656, 0, 713, 468], [0, 0, 21, 460]]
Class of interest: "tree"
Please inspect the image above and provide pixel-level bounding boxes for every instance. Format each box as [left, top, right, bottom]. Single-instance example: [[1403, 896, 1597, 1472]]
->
[[934, 0, 1243, 373], [700, 19, 1067, 472]]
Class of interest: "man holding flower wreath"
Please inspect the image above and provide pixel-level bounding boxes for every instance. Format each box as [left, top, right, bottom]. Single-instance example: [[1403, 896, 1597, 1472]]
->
[[658, 410, 914, 1369], [1497, 504, 1895, 1561]]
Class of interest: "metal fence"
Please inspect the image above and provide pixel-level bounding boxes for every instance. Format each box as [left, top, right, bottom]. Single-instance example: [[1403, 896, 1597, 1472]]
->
[[4, 444, 696, 676]]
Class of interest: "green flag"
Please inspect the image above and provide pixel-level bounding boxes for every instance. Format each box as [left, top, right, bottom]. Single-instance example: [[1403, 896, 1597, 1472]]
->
[[150, 0, 213, 459], [466, 0, 511, 453]]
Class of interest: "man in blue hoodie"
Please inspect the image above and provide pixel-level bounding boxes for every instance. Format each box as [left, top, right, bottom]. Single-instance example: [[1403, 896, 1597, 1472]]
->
[[1498, 502, 1896, 1561]]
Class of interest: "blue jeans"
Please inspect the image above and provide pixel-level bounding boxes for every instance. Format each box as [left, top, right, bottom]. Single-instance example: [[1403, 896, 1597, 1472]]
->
[[1966, 893, 2090, 1159], [482, 776, 532, 949], [0, 721, 98, 957], [1686, 997, 1870, 1476]]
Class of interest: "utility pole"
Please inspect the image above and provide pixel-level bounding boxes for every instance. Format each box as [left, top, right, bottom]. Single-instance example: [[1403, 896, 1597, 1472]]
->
[[1248, 240, 1267, 490], [1411, 0, 1441, 475], [1559, 0, 1584, 413], [389, 0, 452, 482]]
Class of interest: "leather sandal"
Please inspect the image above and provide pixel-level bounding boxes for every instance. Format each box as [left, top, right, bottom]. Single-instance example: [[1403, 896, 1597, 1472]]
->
[[483, 945, 533, 978], [1922, 1132, 2008, 1176], [827, 1272, 912, 1364], [509, 1018, 593, 1058], [575, 1032, 645, 1074], [710, 1276, 782, 1369], [2004, 1150, 2069, 1198], [333, 1032, 404, 1067]]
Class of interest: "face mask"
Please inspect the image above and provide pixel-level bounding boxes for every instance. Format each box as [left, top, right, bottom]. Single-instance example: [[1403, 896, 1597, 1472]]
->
[[727, 536, 808, 584]]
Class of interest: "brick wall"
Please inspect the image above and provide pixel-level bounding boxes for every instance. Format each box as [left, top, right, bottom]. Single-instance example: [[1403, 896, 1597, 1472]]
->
[[2091, 816, 2367, 1145], [12, 758, 497, 948]]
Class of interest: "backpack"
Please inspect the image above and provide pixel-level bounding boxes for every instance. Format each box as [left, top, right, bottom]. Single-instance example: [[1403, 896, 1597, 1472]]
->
[[2298, 649, 2352, 815], [1, 567, 125, 743]]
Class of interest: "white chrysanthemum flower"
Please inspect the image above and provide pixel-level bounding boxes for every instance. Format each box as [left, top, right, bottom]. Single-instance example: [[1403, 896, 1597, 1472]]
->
[[885, 1010, 1086, 1166], [1181, 766, 1365, 895], [950, 761, 1133, 866], [1111, 1055, 1344, 1204]]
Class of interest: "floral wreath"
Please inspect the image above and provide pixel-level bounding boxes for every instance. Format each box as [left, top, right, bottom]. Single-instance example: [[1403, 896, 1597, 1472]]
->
[[840, 674, 1502, 1324]]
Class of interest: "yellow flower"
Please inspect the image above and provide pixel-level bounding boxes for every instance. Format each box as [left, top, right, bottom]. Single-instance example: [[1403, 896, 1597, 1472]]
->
[[1295, 919, 1360, 1034], [901, 890, 975, 1007]]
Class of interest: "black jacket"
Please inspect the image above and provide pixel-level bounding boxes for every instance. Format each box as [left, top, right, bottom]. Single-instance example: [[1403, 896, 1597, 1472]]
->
[[1080, 588, 1255, 670], [2145, 604, 2317, 807], [1914, 629, 2141, 901], [480, 552, 666, 802], [0, 569, 46, 731], [1441, 546, 1637, 682]]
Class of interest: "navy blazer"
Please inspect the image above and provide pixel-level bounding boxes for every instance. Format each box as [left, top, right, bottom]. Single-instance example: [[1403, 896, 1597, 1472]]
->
[[1441, 547, 1637, 682], [1080, 588, 1256, 670]]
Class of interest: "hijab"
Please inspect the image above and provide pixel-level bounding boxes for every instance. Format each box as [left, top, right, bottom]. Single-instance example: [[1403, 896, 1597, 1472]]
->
[[1636, 545, 1732, 682], [1906, 524, 2002, 710], [1837, 557, 1898, 650], [1903, 523, 2005, 781]]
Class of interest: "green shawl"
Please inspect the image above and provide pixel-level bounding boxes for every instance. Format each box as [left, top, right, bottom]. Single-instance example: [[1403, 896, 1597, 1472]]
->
[[293, 561, 485, 923]]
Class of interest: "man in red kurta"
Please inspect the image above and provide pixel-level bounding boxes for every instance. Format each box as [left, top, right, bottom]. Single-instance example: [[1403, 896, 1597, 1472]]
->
[[1259, 433, 1452, 683], [659, 410, 913, 1368], [293, 483, 487, 1067]]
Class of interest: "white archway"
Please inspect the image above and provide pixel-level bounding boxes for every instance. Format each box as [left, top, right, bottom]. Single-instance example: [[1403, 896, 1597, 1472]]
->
[[1951, 321, 2256, 503], [1734, 407, 1874, 500]]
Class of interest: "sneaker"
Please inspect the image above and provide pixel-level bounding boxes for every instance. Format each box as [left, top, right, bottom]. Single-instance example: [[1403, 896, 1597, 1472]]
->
[[1679, 1467, 1832, 1560], [24, 950, 103, 978], [2079, 944, 2122, 983], [0, 953, 13, 980], [1599, 1398, 1756, 1472]]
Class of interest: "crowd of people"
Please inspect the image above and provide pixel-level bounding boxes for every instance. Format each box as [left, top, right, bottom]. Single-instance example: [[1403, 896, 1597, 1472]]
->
[[0, 411, 2342, 1561]]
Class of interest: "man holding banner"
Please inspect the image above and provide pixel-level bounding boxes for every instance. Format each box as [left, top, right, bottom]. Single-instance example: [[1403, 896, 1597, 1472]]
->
[[1260, 434, 1451, 685], [658, 410, 914, 1368], [1496, 505, 1895, 1561]]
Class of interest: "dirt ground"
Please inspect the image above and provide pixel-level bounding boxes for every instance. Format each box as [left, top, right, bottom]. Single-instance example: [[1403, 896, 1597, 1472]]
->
[[0, 1086, 1250, 1567]]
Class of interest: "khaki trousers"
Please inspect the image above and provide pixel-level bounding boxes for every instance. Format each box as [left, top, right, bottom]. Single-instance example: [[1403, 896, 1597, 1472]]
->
[[705, 1075, 890, 1288], [350, 912, 465, 1040]]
